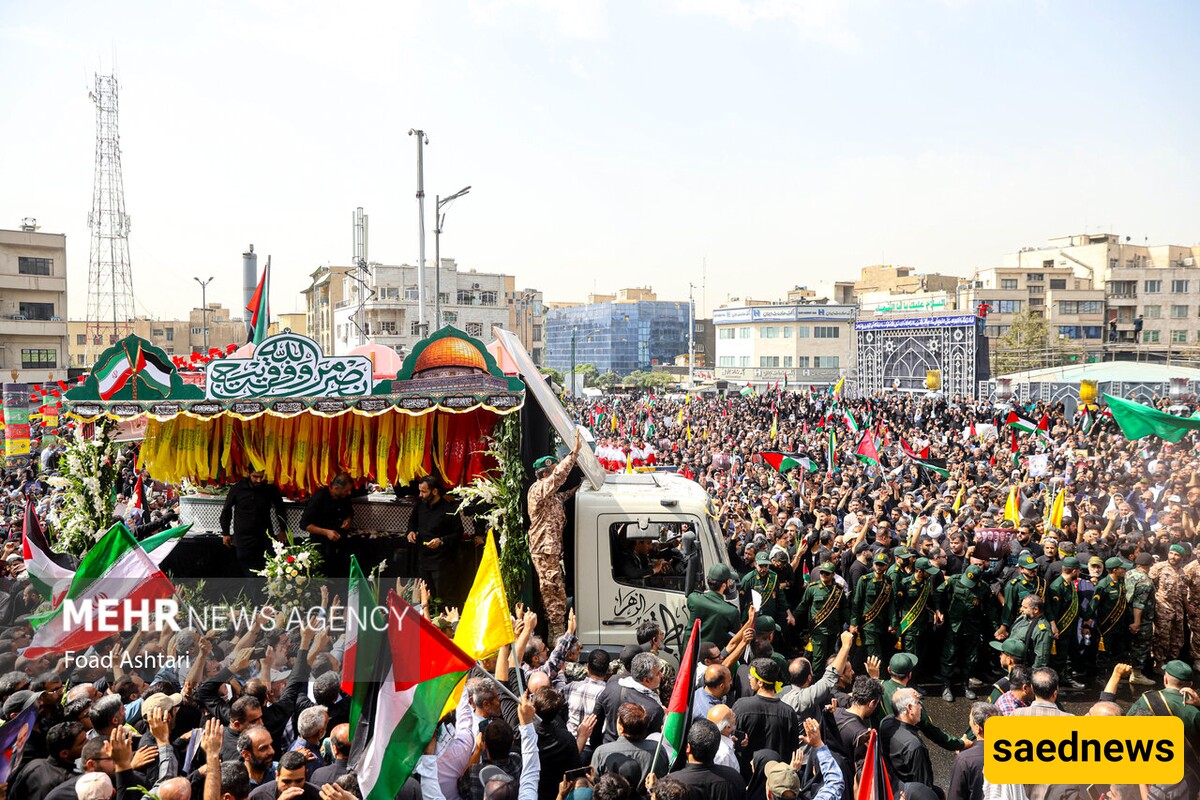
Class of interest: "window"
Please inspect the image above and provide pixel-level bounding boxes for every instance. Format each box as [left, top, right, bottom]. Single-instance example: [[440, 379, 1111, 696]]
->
[[760, 327, 778, 339], [814, 356, 840, 368], [411, 321, 422, 335], [20, 348, 56, 369], [1106, 281, 1137, 297], [1171, 305, 1189, 319], [532, 324, 542, 341], [191, 327, 203, 335], [379, 320, 397, 334], [17, 257, 52, 275], [796, 356, 810, 368], [439, 292, 450, 305], [1029, 285, 1044, 295], [738, 328, 751, 339], [782, 326, 792, 338], [1109, 259, 1119, 269], [1042, 260, 1054, 269], [165, 328, 174, 341], [1050, 279, 1067, 290], [1143, 305, 1161, 319], [759, 356, 779, 367], [1144, 280, 1162, 294], [1058, 326, 1081, 340], [1172, 330, 1188, 344], [1061, 326, 1104, 340], [814, 326, 840, 339], [76, 334, 86, 345], [77, 355, 86, 365], [1171, 280, 1189, 293], [1083, 326, 1102, 339], [480, 291, 498, 306], [795, 326, 810, 338], [997, 300, 1022, 313], [466, 322, 484, 338], [1059, 301, 1103, 314], [718, 328, 735, 340], [718, 356, 735, 367], [1030, 298, 1044, 307], [1000, 279, 1019, 290], [1026, 273, 1043, 281], [739, 356, 750, 367], [457, 290, 473, 305], [1145, 330, 1161, 343], [378, 287, 400, 301], [783, 356, 793, 368], [442, 311, 458, 324], [608, 519, 701, 593], [152, 328, 164, 337], [18, 302, 54, 320]]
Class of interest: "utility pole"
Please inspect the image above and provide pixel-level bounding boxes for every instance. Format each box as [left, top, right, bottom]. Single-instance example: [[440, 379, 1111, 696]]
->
[[571, 325, 578, 397], [409, 129, 429, 338], [688, 282, 696, 389], [193, 276, 213, 351], [434, 186, 471, 330]]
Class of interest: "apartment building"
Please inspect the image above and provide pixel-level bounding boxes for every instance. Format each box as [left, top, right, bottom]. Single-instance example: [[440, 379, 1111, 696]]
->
[[66, 304, 247, 368], [0, 224, 69, 382], [712, 303, 856, 389]]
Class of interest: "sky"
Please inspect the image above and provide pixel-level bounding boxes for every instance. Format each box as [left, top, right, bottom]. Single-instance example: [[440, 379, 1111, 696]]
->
[[2, 0, 1197, 322]]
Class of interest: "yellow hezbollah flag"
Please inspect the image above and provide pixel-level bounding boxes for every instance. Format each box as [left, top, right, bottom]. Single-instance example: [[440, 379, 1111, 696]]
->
[[439, 531, 515, 717], [1048, 489, 1065, 528], [952, 485, 965, 513], [1004, 486, 1021, 524]]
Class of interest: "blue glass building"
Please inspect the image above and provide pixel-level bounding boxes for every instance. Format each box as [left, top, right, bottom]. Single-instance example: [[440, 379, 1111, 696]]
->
[[545, 297, 690, 377]]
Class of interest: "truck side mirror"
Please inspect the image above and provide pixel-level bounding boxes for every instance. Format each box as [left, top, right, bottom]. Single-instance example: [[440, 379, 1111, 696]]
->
[[681, 531, 699, 596]]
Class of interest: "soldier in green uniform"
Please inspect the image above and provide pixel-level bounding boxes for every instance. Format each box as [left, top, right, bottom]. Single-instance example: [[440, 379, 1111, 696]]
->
[[887, 546, 916, 594], [799, 561, 849, 671], [873, 652, 967, 752], [985, 638, 1028, 702], [852, 552, 896, 665], [1126, 552, 1157, 686], [741, 551, 785, 623], [939, 563, 991, 702], [1127, 660, 1200, 796], [1092, 557, 1133, 673], [894, 557, 941, 673], [995, 553, 1046, 641], [1007, 594, 1054, 670], [687, 563, 741, 648], [1045, 556, 1086, 689]]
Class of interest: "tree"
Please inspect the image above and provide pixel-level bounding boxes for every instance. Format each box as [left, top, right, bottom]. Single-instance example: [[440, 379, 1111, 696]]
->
[[992, 309, 1084, 376], [626, 370, 675, 391], [573, 362, 598, 387], [540, 367, 563, 387], [595, 371, 621, 388]]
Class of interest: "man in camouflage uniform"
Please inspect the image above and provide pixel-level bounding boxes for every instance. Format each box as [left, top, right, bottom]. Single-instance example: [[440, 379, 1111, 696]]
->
[[894, 557, 941, 673], [527, 432, 582, 640], [995, 553, 1046, 642], [1151, 544, 1189, 668], [1126, 552, 1157, 686], [1046, 556, 1086, 689], [1092, 557, 1134, 675], [799, 562, 849, 671], [938, 563, 990, 702], [1185, 554, 1200, 674], [851, 552, 896, 665]]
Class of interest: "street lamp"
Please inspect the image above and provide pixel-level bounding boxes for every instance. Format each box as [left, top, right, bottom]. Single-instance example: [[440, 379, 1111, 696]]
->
[[193, 276, 214, 351], [434, 185, 470, 329], [571, 324, 578, 397]]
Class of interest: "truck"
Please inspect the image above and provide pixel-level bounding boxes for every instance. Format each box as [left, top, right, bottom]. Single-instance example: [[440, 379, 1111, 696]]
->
[[493, 328, 737, 658]]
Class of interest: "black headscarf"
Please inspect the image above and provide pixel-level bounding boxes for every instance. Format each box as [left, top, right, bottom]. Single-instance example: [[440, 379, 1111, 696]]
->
[[747, 748, 782, 800]]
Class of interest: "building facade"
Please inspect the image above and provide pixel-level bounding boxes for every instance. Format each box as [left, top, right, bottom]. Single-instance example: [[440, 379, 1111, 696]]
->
[[0, 225, 69, 382], [66, 303, 247, 369], [545, 288, 691, 377], [711, 303, 856, 389], [302, 265, 351, 355]]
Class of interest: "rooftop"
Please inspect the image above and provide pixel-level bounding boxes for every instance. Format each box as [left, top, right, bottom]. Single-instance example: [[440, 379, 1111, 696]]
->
[[1003, 361, 1200, 383]]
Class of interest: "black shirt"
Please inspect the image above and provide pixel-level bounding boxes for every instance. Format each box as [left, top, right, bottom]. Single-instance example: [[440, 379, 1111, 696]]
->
[[410, 496, 463, 564], [219, 479, 287, 544], [670, 762, 748, 800], [299, 488, 353, 534], [730, 694, 800, 759]]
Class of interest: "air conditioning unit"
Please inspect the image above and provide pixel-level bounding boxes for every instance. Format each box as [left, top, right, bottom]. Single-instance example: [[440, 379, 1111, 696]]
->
[[1185, 258, 1196, 267], [472, 283, 480, 290]]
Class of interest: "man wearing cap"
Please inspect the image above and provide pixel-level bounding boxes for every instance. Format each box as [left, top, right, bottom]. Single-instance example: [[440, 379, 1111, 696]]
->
[[886, 547, 915, 595], [1092, 557, 1134, 673], [986, 639, 1028, 703], [893, 557, 942, 672], [688, 563, 741, 648], [938, 564, 991, 702], [528, 431, 583, 641], [851, 552, 896, 665], [741, 551, 785, 624], [1126, 552, 1157, 686], [1126, 659, 1200, 794], [874, 652, 968, 753], [1182, 550, 1200, 674], [798, 562, 849, 671], [995, 553, 1045, 642], [1046, 556, 1086, 689], [1150, 545, 1188, 670], [1007, 595, 1054, 671]]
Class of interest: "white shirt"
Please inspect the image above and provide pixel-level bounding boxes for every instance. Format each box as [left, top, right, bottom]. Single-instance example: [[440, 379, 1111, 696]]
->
[[715, 735, 739, 772]]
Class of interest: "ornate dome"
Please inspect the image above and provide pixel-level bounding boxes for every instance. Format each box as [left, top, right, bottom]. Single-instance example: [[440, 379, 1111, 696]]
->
[[413, 336, 488, 374]]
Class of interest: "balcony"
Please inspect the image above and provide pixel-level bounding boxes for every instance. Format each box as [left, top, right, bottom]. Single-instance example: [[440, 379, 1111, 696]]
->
[[0, 317, 67, 337]]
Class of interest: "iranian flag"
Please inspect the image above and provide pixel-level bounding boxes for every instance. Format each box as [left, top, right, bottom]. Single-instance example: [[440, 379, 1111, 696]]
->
[[656, 618, 701, 771], [842, 408, 860, 433], [24, 522, 176, 659], [21, 501, 74, 605], [855, 432, 881, 468], [1005, 410, 1040, 436], [352, 590, 475, 800], [94, 347, 134, 400], [342, 555, 383, 738]]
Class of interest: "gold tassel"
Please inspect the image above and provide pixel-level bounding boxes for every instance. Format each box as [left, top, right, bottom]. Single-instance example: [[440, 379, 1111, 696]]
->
[[1051, 640, 1057, 656], [895, 638, 903, 651], [1098, 636, 1105, 653], [856, 632, 863, 647], [805, 640, 813, 652]]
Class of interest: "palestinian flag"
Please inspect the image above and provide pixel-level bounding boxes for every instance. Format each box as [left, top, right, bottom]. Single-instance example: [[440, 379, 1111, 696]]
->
[[1037, 412, 1051, 437], [1006, 410, 1040, 436], [132, 345, 172, 396], [740, 383, 755, 397], [1010, 428, 1020, 467], [761, 452, 817, 474], [843, 408, 860, 433], [657, 618, 701, 771], [899, 438, 950, 478], [24, 522, 176, 659], [94, 347, 135, 400], [130, 473, 146, 512], [343, 556, 383, 738], [827, 428, 837, 475], [1103, 393, 1200, 443], [352, 590, 475, 800], [1079, 407, 1094, 434], [246, 261, 271, 345], [856, 729, 894, 800], [855, 432, 881, 468], [21, 501, 74, 605]]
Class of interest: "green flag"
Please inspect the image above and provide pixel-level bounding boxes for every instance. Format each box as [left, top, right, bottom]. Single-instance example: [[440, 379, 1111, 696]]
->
[[1103, 393, 1200, 443]]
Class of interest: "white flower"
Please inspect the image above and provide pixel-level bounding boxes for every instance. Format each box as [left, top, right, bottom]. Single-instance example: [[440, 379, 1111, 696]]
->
[[297, 552, 310, 564]]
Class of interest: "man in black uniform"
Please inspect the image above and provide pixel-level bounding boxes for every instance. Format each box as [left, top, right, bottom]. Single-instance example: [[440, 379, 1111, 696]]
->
[[406, 474, 463, 610], [300, 473, 355, 577], [219, 469, 287, 578]]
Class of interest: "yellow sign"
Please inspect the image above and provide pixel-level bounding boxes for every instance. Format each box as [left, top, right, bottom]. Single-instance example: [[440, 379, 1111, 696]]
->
[[984, 716, 1183, 785]]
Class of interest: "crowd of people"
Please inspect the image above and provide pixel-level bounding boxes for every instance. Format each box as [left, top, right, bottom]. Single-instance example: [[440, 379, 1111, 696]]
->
[[1, 385, 1199, 800]]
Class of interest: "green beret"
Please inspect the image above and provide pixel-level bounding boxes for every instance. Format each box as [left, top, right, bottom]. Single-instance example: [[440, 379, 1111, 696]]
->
[[1018, 554, 1038, 570], [818, 562, 835, 574], [889, 652, 918, 675], [707, 563, 732, 583], [1104, 557, 1131, 571], [1061, 557, 1081, 570], [1163, 660, 1194, 683], [915, 557, 939, 575], [1171, 544, 1188, 557], [532, 456, 557, 470]]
